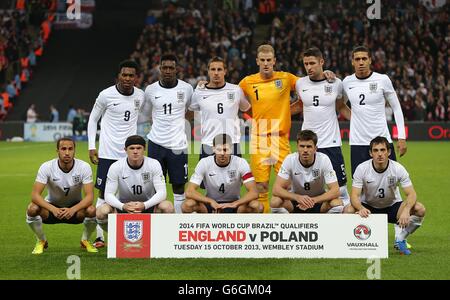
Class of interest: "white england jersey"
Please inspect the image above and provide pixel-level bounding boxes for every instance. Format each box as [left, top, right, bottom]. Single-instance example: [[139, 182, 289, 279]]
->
[[144, 80, 193, 150], [296, 77, 343, 148], [278, 152, 337, 197], [88, 85, 145, 159], [189, 155, 254, 203], [343, 72, 404, 145], [189, 83, 250, 146], [105, 157, 166, 209], [35, 158, 93, 207], [352, 159, 412, 208]]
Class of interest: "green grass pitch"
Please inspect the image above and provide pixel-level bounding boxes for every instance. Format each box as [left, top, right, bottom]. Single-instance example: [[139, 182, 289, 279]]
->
[[1, 141, 449, 279]]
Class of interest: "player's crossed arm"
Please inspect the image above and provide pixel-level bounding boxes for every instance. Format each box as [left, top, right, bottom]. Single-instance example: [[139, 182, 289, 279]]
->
[[31, 182, 66, 219], [272, 176, 315, 210]]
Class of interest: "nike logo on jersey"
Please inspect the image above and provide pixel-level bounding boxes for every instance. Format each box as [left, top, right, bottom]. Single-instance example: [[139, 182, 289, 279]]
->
[[294, 172, 302, 175], [366, 180, 374, 183], [302, 89, 308, 92], [122, 176, 129, 179], [208, 173, 216, 176], [252, 85, 258, 88], [113, 103, 119, 106], [348, 87, 356, 89], [203, 96, 210, 99], [155, 96, 162, 99], [52, 178, 60, 181]]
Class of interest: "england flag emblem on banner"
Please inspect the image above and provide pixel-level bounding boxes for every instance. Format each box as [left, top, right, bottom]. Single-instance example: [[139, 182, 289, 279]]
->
[[124, 221, 143, 243]]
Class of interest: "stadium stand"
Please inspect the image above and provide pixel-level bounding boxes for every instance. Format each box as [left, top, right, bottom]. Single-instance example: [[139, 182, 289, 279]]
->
[[4, 0, 151, 122], [1, 0, 448, 122], [267, 0, 448, 121], [0, 0, 57, 120], [132, 0, 257, 88]]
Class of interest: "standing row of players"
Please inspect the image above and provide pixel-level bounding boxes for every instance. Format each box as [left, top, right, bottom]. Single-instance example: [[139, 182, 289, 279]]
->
[[26, 44, 425, 255]]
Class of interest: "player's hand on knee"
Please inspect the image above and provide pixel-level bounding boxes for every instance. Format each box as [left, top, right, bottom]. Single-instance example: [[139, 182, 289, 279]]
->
[[397, 211, 410, 228], [357, 208, 371, 218]]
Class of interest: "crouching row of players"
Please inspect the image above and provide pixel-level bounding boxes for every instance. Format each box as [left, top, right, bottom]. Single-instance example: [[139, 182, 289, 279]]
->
[[26, 131, 425, 255]]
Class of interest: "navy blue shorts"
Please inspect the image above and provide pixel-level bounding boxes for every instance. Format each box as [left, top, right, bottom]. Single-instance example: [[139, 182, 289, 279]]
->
[[361, 201, 402, 224], [43, 204, 84, 224], [317, 146, 347, 186], [199, 143, 242, 161], [148, 139, 188, 185], [290, 201, 322, 214], [205, 203, 238, 213], [95, 158, 117, 192], [350, 143, 396, 176]]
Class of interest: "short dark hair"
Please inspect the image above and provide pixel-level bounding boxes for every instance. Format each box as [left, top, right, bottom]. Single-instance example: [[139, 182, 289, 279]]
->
[[207, 56, 226, 69], [118, 59, 139, 74], [369, 136, 390, 151], [160, 54, 178, 64], [125, 135, 146, 149], [213, 134, 232, 147], [302, 47, 323, 59], [57, 137, 75, 149], [296, 130, 318, 146], [352, 45, 371, 58]]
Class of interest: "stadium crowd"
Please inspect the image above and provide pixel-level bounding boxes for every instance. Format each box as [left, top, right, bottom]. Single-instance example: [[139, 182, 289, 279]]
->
[[130, 0, 257, 88], [0, 0, 55, 120], [267, 0, 449, 121], [1, 0, 448, 122]]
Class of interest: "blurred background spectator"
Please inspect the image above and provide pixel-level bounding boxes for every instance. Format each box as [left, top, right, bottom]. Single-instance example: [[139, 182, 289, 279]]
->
[[0, 0, 447, 124], [49, 104, 58, 122], [266, 0, 448, 121], [131, 0, 257, 88], [0, 0, 56, 121]]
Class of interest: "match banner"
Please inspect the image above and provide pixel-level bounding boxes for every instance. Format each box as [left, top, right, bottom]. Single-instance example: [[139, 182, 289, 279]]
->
[[108, 214, 388, 259], [24, 122, 73, 142]]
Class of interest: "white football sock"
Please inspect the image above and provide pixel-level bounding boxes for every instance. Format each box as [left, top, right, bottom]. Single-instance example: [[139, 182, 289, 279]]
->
[[95, 198, 105, 239], [339, 186, 350, 206], [398, 215, 423, 241], [394, 224, 403, 241], [271, 207, 289, 214], [327, 206, 344, 214], [81, 217, 97, 241], [95, 225, 104, 240], [173, 193, 185, 214], [26, 214, 46, 241], [96, 218, 108, 232]]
